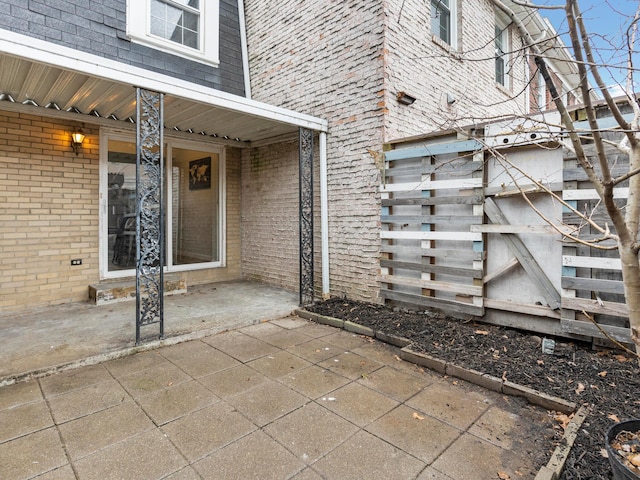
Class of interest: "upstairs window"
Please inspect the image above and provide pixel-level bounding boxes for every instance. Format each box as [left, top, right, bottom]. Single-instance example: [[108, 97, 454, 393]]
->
[[495, 21, 509, 87], [151, 0, 200, 50], [127, 0, 219, 67], [431, 0, 457, 48]]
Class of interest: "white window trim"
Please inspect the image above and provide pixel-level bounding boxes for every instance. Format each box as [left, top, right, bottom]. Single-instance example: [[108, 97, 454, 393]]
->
[[495, 18, 510, 88], [126, 0, 220, 67], [431, 0, 458, 50], [537, 70, 547, 110], [99, 128, 226, 280]]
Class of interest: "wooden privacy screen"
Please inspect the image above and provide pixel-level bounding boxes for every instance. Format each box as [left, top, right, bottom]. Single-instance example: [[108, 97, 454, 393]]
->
[[381, 132, 632, 344], [560, 133, 631, 344], [380, 139, 485, 317]]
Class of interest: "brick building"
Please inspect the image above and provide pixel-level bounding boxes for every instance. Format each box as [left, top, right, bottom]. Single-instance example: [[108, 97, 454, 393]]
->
[[243, 0, 582, 303], [0, 1, 579, 318]]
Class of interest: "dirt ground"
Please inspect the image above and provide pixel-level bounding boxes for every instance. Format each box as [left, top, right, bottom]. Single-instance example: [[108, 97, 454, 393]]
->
[[306, 297, 640, 479]]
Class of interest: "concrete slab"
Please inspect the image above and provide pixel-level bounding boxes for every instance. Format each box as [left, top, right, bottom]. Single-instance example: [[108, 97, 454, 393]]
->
[[0, 315, 558, 480], [0, 281, 298, 383]]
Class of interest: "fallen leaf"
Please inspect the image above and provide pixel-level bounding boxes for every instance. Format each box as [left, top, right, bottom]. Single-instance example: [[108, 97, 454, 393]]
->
[[598, 371, 607, 377], [394, 355, 401, 361], [498, 471, 511, 479], [608, 414, 621, 423], [475, 330, 490, 335], [412, 412, 425, 420], [575, 383, 585, 395], [600, 448, 609, 458], [502, 371, 508, 382], [537, 360, 544, 365], [614, 354, 629, 363], [631, 454, 640, 467], [554, 413, 573, 430]]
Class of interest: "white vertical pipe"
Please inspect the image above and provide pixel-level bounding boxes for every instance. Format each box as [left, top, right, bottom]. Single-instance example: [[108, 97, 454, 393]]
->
[[320, 131, 330, 297]]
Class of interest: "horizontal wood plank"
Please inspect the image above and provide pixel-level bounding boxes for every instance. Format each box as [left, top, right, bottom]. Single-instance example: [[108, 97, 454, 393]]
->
[[380, 259, 483, 279], [380, 274, 482, 296], [381, 214, 481, 224], [385, 161, 482, 178], [384, 139, 483, 161], [560, 318, 631, 344], [484, 298, 561, 319], [380, 245, 484, 261], [381, 178, 483, 193], [561, 296, 628, 317], [561, 276, 625, 295], [471, 224, 568, 234], [381, 289, 484, 316], [382, 195, 483, 206], [563, 188, 629, 200], [562, 255, 622, 270], [380, 231, 482, 241]]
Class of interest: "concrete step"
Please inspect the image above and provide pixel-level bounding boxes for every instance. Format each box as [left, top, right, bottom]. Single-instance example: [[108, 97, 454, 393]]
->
[[88, 275, 187, 305]]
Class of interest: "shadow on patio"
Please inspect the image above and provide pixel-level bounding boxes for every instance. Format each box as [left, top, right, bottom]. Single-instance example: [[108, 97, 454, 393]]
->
[[0, 281, 298, 384]]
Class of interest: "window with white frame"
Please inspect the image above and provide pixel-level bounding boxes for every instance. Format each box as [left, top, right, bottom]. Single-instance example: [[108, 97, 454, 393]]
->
[[431, 0, 457, 48], [495, 20, 509, 87], [127, 0, 220, 66]]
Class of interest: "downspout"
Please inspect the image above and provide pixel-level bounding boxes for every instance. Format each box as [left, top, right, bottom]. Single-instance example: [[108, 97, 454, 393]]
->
[[237, 0, 252, 99], [320, 131, 330, 298]]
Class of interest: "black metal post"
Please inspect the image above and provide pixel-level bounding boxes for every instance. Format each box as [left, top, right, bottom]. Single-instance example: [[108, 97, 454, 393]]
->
[[135, 88, 165, 344], [299, 128, 314, 306]]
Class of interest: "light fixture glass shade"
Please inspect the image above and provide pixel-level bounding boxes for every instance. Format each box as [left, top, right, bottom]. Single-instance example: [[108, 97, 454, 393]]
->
[[71, 131, 85, 145]]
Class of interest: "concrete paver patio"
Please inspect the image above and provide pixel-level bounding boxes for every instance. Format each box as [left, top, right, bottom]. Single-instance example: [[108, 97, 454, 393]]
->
[[0, 314, 555, 479]]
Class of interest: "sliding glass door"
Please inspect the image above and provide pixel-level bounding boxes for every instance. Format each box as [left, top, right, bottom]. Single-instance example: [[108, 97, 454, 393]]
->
[[100, 131, 224, 278]]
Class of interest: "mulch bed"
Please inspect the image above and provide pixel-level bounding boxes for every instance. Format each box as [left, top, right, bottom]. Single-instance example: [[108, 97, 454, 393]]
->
[[306, 297, 640, 479]]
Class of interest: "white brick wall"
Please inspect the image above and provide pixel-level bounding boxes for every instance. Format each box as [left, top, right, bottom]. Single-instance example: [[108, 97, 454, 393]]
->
[[244, 0, 530, 303]]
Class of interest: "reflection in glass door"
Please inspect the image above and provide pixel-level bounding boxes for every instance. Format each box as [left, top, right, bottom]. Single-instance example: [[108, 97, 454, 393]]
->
[[107, 139, 137, 271], [169, 147, 219, 266]]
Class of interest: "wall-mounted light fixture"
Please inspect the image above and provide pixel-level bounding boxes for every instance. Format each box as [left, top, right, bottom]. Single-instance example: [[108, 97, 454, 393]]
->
[[396, 91, 417, 106], [71, 129, 85, 155]]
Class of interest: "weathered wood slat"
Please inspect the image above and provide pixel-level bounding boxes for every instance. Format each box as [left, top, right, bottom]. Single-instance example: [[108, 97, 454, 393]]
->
[[561, 276, 625, 295], [381, 195, 483, 206], [380, 259, 483, 279], [561, 296, 629, 317], [563, 165, 629, 182], [561, 318, 631, 344], [381, 214, 481, 224], [380, 245, 484, 261], [380, 274, 482, 296], [484, 298, 561, 319], [381, 289, 484, 316], [381, 178, 482, 193], [485, 182, 564, 197], [484, 258, 519, 284], [563, 188, 629, 200], [380, 231, 482, 241], [484, 198, 561, 310], [384, 139, 483, 161], [471, 224, 568, 234], [385, 161, 482, 178], [562, 255, 622, 270]]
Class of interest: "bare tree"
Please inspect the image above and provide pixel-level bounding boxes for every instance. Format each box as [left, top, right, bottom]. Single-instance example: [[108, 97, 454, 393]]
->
[[494, 0, 640, 352]]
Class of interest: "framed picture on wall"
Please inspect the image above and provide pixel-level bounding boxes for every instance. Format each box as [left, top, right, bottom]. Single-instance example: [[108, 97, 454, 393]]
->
[[189, 157, 211, 190]]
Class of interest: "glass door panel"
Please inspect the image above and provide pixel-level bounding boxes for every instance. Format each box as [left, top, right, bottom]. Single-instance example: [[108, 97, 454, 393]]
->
[[170, 147, 219, 265], [107, 139, 137, 272]]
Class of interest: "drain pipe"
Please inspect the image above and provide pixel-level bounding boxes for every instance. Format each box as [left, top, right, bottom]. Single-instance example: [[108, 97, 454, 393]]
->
[[320, 131, 330, 298]]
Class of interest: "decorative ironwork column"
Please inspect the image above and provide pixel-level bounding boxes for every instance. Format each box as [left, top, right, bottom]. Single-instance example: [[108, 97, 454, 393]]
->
[[299, 128, 314, 306], [135, 88, 165, 344]]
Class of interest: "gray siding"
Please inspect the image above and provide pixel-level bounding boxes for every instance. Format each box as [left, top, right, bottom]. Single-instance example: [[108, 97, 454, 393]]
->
[[0, 0, 245, 96]]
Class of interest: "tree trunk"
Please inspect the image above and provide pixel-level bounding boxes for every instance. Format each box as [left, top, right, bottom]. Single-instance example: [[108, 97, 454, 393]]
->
[[620, 244, 640, 354]]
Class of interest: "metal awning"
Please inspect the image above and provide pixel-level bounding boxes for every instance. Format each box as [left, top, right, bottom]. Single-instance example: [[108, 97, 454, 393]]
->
[[0, 30, 327, 146]]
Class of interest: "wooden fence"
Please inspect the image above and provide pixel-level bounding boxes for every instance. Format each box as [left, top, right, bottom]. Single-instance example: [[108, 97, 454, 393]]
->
[[382, 129, 632, 344]]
